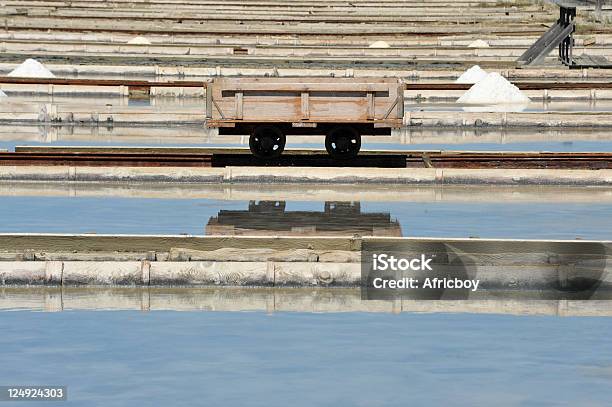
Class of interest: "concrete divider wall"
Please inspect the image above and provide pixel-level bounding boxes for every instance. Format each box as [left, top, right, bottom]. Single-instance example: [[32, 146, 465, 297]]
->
[[2, 182, 612, 204], [1, 166, 611, 186], [0, 260, 360, 287], [3, 64, 612, 80], [1, 236, 611, 290], [1, 258, 611, 289]]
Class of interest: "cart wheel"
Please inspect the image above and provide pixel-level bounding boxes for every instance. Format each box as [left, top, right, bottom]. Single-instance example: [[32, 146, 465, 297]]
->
[[249, 126, 286, 159], [325, 126, 361, 159]]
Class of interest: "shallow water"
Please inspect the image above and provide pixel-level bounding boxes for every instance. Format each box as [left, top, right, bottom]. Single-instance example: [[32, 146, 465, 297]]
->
[[1, 310, 611, 406], [0, 193, 610, 239], [0, 115, 611, 406]]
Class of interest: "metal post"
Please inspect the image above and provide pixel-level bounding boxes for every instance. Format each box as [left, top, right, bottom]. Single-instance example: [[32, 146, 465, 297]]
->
[[596, 0, 602, 19]]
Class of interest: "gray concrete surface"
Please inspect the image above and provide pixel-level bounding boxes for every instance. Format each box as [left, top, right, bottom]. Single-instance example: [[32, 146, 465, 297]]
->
[[1, 166, 611, 186]]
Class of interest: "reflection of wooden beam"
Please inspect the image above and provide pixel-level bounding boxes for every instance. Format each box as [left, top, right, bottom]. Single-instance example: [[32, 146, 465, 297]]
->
[[206, 201, 402, 237]]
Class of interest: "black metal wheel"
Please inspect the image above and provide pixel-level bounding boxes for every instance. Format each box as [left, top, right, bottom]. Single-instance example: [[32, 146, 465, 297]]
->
[[325, 126, 361, 159], [249, 125, 286, 159]]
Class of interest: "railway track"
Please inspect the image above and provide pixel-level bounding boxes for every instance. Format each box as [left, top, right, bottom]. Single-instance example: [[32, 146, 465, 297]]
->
[[3, 77, 612, 90], [1, 149, 611, 169]]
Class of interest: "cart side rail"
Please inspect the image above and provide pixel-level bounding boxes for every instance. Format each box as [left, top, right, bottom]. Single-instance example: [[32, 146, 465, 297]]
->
[[206, 77, 404, 126]]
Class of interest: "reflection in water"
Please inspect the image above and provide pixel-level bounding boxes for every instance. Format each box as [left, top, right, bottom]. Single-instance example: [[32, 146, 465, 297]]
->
[[206, 201, 402, 237], [2, 287, 612, 316]]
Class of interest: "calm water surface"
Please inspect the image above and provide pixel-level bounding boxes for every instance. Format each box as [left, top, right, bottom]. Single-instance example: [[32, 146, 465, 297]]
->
[[0, 311, 611, 406], [1, 121, 611, 406], [0, 196, 610, 239]]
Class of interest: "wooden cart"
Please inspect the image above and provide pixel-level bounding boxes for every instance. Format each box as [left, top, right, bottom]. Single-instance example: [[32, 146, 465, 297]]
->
[[205, 77, 404, 158]]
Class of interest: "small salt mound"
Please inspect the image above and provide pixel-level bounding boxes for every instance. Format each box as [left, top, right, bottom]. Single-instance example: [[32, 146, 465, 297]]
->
[[458, 72, 530, 104], [369, 40, 390, 48], [468, 39, 489, 48], [8, 58, 55, 78], [128, 36, 151, 45], [455, 65, 488, 84], [0, 89, 6, 97]]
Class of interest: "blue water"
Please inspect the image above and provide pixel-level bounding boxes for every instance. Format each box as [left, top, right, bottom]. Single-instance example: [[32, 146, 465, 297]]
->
[[1, 311, 611, 406], [0, 197, 610, 240], [1, 124, 611, 406]]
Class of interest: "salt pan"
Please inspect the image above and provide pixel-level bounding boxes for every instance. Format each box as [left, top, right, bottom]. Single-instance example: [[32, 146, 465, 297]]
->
[[8, 59, 55, 78], [455, 65, 488, 84], [128, 36, 151, 45], [369, 40, 390, 48], [468, 39, 490, 48], [463, 104, 528, 113], [457, 72, 530, 104]]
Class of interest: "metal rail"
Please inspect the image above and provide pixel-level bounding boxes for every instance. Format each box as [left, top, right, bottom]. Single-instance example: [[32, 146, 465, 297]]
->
[[1, 149, 611, 169], [2, 77, 612, 90], [0, 152, 213, 167], [0, 77, 207, 88]]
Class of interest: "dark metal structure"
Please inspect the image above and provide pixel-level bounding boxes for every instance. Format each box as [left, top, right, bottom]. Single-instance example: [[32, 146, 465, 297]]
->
[[2, 148, 612, 169], [518, 0, 611, 68]]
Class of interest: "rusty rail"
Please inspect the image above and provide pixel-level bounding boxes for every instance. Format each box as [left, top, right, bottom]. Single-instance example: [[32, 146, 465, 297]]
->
[[0, 152, 213, 167], [1, 149, 611, 169], [2, 77, 612, 90], [0, 77, 207, 88]]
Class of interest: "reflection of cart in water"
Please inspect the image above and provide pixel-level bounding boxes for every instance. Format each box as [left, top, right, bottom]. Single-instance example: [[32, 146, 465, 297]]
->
[[205, 201, 402, 237]]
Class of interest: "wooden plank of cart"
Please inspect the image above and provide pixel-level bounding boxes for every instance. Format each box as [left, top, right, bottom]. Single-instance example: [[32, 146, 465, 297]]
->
[[205, 77, 404, 158]]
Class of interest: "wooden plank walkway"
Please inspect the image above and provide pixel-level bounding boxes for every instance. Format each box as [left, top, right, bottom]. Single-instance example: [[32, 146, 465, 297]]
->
[[571, 54, 612, 68]]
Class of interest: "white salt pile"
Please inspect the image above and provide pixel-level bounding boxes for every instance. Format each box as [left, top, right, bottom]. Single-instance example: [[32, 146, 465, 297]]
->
[[128, 36, 151, 45], [8, 58, 55, 78], [369, 40, 390, 48], [0, 89, 6, 98], [455, 65, 488, 84], [457, 72, 530, 104], [468, 39, 490, 48]]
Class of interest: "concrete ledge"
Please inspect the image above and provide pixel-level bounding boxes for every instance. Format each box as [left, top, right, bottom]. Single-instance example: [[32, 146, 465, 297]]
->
[[440, 168, 612, 186], [0, 260, 360, 287], [2, 259, 606, 289], [1, 166, 611, 186], [1, 182, 612, 204], [0, 166, 225, 183], [3, 106, 612, 127], [1, 236, 611, 289], [404, 111, 612, 127], [3, 63, 612, 81]]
